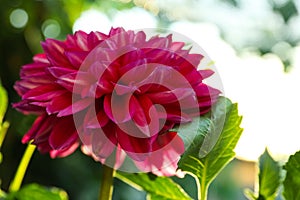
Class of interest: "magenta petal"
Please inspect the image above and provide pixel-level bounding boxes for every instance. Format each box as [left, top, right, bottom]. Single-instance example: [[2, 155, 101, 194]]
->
[[112, 146, 127, 169], [153, 131, 184, 152], [65, 51, 88, 68], [133, 31, 146, 45], [21, 114, 47, 143], [130, 95, 161, 137], [116, 126, 153, 154], [36, 141, 52, 154], [113, 83, 138, 95], [194, 83, 221, 98], [14, 81, 37, 96], [20, 62, 49, 77], [109, 27, 125, 36], [104, 94, 134, 124], [13, 101, 45, 115], [30, 101, 50, 107], [49, 116, 78, 150], [32, 53, 49, 63], [145, 49, 171, 63], [158, 105, 192, 123], [46, 93, 71, 115], [147, 88, 194, 104], [42, 39, 71, 67], [74, 31, 89, 51], [46, 92, 92, 116], [23, 84, 66, 101], [199, 69, 215, 79], [104, 95, 114, 122], [170, 42, 185, 51], [81, 121, 117, 158], [89, 60, 118, 82], [32, 116, 58, 144], [85, 107, 109, 128], [87, 31, 107, 49], [91, 129, 116, 158], [117, 49, 144, 70], [56, 79, 73, 92], [56, 71, 93, 93], [134, 132, 185, 176], [48, 67, 76, 78], [184, 70, 205, 86], [194, 83, 211, 96], [58, 72, 89, 86], [186, 53, 204, 67], [118, 61, 149, 84], [138, 65, 187, 88], [130, 95, 150, 127], [58, 98, 92, 117], [23, 73, 54, 84], [50, 142, 79, 158]]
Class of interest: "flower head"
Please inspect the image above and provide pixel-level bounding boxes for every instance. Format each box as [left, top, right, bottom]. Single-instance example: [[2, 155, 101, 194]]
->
[[14, 27, 220, 175]]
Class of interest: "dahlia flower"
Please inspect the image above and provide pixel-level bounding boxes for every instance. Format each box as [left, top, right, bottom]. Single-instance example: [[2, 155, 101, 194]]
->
[[14, 27, 220, 175]]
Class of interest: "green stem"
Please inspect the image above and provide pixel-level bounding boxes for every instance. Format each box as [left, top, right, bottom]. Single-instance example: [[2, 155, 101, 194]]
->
[[98, 165, 115, 200], [0, 121, 9, 148], [200, 183, 208, 200], [9, 143, 36, 192]]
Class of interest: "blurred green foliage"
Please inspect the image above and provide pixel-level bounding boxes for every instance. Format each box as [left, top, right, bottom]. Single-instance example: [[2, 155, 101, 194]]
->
[[245, 149, 281, 200], [283, 151, 300, 200], [5, 183, 68, 200]]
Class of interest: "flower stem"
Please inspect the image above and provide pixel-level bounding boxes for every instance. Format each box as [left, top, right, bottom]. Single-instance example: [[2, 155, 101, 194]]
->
[[98, 165, 115, 200], [0, 121, 9, 148], [9, 143, 36, 192], [200, 183, 208, 200]]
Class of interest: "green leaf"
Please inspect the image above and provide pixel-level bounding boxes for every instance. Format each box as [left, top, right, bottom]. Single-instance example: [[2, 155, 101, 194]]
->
[[5, 184, 68, 200], [173, 111, 211, 151], [116, 172, 192, 200], [283, 151, 300, 200], [244, 188, 257, 200], [0, 189, 7, 199], [61, 0, 86, 25], [0, 83, 9, 164], [0, 121, 9, 149], [178, 97, 243, 199], [0, 83, 8, 125], [256, 149, 281, 200]]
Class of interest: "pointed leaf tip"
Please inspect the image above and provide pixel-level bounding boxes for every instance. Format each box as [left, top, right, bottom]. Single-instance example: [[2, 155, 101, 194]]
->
[[178, 97, 243, 199]]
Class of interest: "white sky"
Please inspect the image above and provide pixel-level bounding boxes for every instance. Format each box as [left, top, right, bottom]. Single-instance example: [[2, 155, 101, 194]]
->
[[72, 7, 300, 162]]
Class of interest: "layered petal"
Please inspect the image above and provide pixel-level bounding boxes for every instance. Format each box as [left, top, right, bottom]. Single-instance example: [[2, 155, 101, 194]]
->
[[14, 27, 221, 176]]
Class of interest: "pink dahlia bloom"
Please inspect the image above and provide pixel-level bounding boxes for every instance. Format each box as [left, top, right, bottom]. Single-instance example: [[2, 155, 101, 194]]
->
[[14, 27, 220, 175]]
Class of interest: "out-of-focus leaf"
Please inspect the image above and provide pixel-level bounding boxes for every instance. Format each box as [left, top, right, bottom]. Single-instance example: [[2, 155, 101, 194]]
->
[[273, 0, 298, 23], [0, 121, 9, 148], [61, 0, 86, 25], [95, 0, 135, 13], [178, 97, 243, 199], [0, 83, 8, 125], [244, 188, 257, 200], [0, 189, 7, 199], [0, 83, 9, 154], [244, 149, 281, 200], [257, 149, 281, 200], [116, 172, 192, 200], [220, 0, 239, 7], [5, 183, 68, 200], [283, 151, 300, 200]]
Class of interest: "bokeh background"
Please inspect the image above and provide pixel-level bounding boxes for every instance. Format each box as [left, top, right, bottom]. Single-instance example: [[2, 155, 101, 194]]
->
[[1, 0, 299, 199]]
